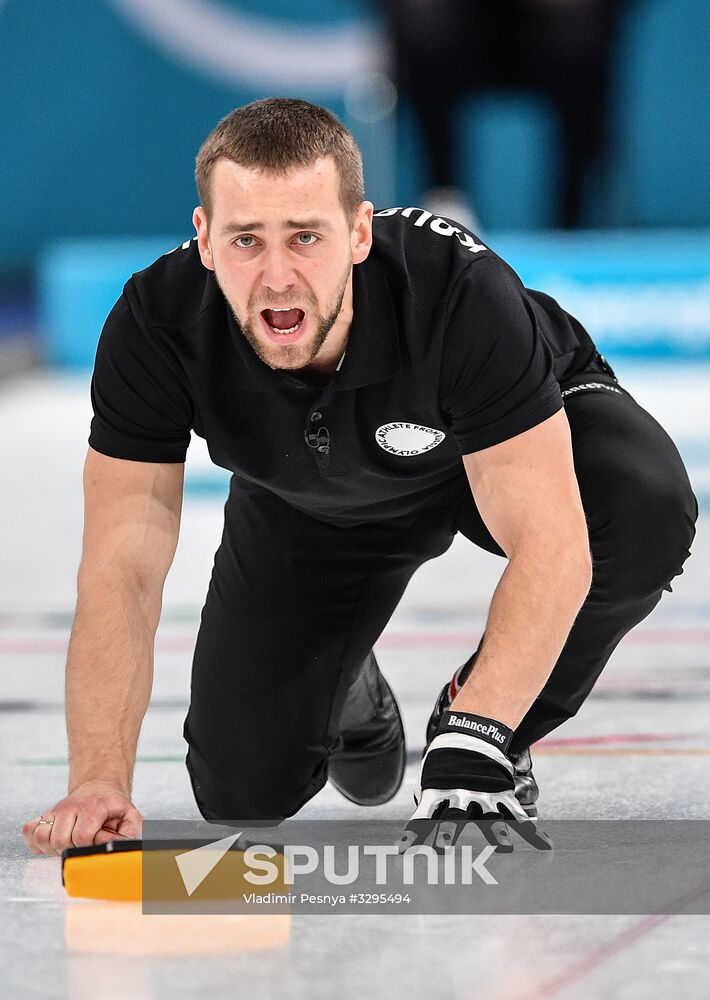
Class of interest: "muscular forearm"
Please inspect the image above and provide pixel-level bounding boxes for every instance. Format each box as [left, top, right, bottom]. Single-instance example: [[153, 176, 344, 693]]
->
[[65, 573, 160, 796], [451, 543, 592, 727]]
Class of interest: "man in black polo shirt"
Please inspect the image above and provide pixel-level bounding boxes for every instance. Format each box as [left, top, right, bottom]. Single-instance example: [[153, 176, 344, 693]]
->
[[24, 98, 697, 856]]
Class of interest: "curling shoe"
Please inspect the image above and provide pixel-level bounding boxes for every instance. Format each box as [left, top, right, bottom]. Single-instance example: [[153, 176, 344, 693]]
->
[[329, 652, 406, 806]]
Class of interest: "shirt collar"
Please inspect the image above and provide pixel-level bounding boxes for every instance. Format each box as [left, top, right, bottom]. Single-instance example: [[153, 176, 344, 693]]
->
[[202, 254, 401, 393]]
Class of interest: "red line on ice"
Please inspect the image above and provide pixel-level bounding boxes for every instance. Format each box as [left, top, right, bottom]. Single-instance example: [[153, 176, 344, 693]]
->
[[1, 628, 709, 655], [521, 879, 710, 1000], [536, 732, 689, 748]]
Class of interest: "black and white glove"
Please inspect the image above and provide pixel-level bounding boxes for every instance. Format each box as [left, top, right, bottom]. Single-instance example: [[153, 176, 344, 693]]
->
[[401, 710, 551, 852]]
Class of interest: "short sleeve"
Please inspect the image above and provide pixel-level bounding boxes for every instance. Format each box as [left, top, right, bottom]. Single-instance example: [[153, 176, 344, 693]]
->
[[88, 282, 193, 462], [440, 257, 563, 454]]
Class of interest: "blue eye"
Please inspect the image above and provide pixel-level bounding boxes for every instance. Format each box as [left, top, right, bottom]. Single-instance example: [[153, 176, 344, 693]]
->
[[235, 235, 256, 248], [296, 233, 318, 245]]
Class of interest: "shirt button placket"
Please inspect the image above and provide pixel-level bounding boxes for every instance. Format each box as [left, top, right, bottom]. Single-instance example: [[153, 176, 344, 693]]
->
[[305, 407, 331, 471], [304, 375, 339, 473]]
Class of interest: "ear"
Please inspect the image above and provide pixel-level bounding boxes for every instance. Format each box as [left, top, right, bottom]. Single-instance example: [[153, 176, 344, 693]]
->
[[193, 206, 215, 271], [351, 201, 374, 266]]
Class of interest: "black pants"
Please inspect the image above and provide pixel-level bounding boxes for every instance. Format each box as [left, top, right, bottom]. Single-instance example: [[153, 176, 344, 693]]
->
[[183, 363, 698, 822]]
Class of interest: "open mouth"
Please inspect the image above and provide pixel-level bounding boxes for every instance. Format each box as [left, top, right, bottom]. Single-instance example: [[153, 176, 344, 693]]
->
[[260, 307, 306, 336]]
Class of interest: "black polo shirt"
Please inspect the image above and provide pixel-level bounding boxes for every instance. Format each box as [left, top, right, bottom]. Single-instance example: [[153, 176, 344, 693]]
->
[[88, 208, 598, 525]]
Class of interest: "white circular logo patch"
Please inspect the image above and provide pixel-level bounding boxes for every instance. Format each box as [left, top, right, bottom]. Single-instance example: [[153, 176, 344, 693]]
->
[[375, 422, 446, 457]]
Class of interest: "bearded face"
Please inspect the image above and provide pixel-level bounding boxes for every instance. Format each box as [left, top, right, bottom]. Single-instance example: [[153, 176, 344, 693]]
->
[[194, 157, 373, 377]]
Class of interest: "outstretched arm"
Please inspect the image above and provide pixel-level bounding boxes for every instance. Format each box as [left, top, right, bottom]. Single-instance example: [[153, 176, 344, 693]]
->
[[23, 447, 184, 856], [403, 408, 592, 848], [453, 406, 592, 724]]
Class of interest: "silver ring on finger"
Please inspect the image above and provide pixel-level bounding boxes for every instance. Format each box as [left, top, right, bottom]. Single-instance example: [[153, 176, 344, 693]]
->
[[36, 816, 55, 825]]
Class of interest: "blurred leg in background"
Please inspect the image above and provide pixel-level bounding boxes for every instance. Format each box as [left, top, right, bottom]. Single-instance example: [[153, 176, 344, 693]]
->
[[383, 0, 630, 228]]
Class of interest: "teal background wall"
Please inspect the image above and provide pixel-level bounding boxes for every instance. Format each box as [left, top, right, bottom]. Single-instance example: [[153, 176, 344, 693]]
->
[[1, 0, 710, 274]]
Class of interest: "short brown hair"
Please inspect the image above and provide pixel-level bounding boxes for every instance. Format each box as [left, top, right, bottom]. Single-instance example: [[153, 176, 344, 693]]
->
[[195, 97, 364, 221]]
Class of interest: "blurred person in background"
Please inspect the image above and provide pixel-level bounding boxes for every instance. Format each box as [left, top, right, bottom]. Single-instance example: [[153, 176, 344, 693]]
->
[[383, 0, 629, 228]]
